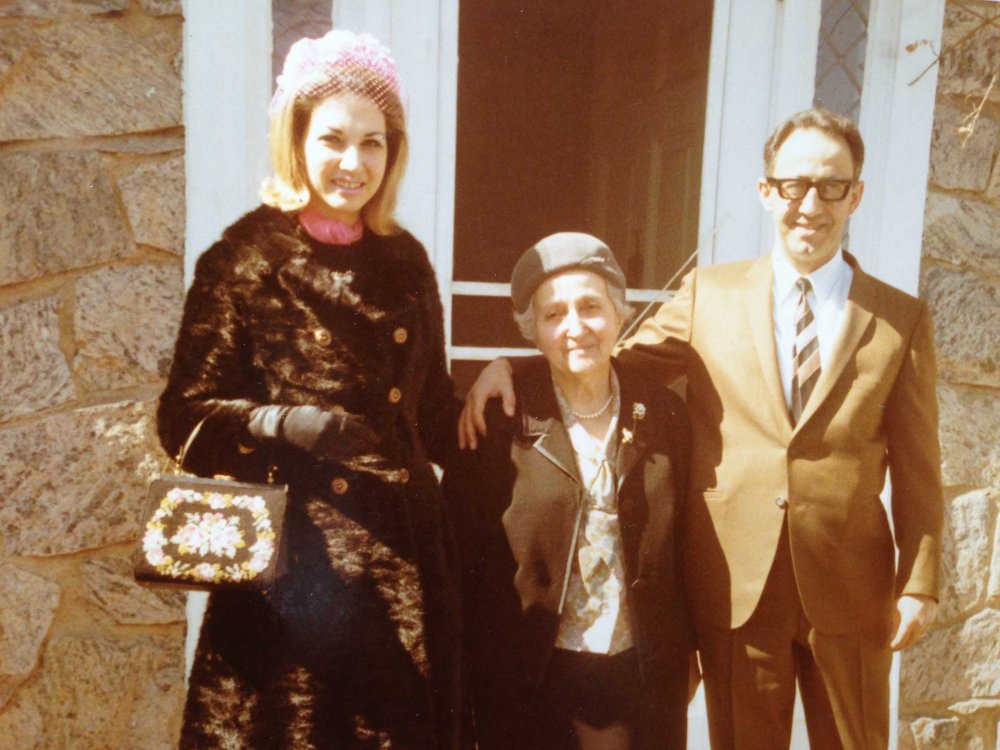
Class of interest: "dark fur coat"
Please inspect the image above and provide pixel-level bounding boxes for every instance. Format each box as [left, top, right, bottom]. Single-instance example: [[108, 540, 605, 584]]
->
[[158, 205, 463, 749]]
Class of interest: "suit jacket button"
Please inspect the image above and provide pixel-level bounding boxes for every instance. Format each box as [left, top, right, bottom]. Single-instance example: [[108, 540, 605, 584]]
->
[[331, 477, 349, 495], [393, 327, 408, 344], [631, 579, 648, 592], [388, 387, 402, 404], [775, 496, 788, 510], [398, 468, 410, 484], [313, 327, 332, 346]]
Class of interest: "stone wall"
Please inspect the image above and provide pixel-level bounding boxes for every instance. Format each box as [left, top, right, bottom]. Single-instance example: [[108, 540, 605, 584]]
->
[[901, 1, 1000, 747], [0, 1, 187, 747]]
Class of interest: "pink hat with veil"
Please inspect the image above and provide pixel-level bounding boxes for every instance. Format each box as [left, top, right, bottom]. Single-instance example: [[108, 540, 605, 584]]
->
[[269, 29, 406, 119]]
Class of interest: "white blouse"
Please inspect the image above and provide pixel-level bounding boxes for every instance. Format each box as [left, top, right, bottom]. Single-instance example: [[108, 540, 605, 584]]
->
[[552, 372, 634, 655]]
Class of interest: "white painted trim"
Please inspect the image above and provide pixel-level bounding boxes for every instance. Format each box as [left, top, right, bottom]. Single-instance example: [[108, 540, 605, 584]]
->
[[182, 0, 272, 286], [451, 281, 509, 297], [451, 281, 671, 305], [699, 0, 823, 267], [770, 2, 822, 127], [451, 346, 535, 361], [181, 0, 273, 679], [852, 5, 947, 746], [700, 0, 781, 265], [433, 0, 460, 361], [332, 1, 390, 38], [696, 0, 727, 267], [852, 0, 947, 296], [627, 289, 674, 303]]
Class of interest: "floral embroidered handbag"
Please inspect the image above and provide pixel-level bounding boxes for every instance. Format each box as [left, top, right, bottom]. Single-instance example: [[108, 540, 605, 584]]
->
[[132, 420, 288, 591]]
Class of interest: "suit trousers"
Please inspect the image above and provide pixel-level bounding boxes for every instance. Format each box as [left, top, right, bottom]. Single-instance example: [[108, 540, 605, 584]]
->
[[698, 524, 892, 750]]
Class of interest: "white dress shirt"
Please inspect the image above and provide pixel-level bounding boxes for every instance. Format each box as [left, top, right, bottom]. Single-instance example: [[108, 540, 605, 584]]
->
[[772, 249, 854, 410]]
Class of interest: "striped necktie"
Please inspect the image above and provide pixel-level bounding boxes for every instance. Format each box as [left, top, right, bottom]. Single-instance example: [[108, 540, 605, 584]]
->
[[790, 277, 820, 424]]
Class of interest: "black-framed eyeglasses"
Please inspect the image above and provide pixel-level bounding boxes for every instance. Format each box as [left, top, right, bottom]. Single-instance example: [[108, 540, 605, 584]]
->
[[766, 177, 855, 202]]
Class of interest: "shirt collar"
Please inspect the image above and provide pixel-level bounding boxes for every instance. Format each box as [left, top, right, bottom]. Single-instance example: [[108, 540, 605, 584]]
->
[[772, 247, 848, 303]]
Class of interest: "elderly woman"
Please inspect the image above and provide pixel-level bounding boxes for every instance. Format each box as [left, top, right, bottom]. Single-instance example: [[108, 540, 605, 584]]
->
[[158, 30, 462, 749], [443, 233, 693, 750]]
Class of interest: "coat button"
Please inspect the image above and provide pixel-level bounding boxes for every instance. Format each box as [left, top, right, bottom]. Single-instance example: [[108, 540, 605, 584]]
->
[[631, 579, 648, 592], [388, 387, 402, 404], [393, 327, 408, 344], [313, 327, 332, 346], [775, 496, 788, 510], [331, 477, 349, 495], [398, 468, 410, 484]]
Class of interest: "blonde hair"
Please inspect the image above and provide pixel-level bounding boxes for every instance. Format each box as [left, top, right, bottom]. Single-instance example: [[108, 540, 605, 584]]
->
[[260, 90, 409, 236]]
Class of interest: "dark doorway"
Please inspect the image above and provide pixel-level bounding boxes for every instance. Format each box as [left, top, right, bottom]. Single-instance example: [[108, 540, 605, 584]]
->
[[450, 0, 712, 390]]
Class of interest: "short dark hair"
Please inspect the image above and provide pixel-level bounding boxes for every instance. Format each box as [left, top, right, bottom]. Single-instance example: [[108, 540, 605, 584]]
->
[[763, 107, 865, 180]]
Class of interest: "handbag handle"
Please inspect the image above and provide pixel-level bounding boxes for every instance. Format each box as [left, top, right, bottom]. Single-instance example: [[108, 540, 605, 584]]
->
[[175, 415, 277, 484], [174, 417, 208, 471]]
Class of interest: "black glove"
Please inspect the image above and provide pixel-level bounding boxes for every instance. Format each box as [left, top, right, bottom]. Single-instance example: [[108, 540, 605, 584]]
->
[[246, 405, 380, 462]]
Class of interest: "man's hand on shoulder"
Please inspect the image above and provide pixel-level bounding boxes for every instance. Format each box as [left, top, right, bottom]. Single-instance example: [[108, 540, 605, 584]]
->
[[457, 358, 516, 450], [890, 594, 938, 651]]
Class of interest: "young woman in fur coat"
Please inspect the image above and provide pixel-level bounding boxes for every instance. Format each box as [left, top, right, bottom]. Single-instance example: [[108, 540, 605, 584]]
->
[[158, 30, 463, 749]]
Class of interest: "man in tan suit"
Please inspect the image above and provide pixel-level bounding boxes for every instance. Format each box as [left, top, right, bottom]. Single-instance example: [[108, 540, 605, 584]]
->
[[459, 108, 943, 749]]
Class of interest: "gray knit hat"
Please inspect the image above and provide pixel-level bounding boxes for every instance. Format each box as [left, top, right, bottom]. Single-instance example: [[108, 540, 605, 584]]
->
[[510, 232, 626, 314]]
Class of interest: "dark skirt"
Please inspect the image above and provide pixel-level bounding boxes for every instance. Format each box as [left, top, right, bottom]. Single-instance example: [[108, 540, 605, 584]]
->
[[534, 648, 642, 748], [469, 642, 688, 750]]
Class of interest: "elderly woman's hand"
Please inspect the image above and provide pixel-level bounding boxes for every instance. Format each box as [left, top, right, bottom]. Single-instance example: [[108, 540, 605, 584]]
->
[[248, 404, 380, 462]]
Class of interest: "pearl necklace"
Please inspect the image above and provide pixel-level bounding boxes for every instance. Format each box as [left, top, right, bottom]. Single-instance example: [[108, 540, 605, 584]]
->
[[569, 391, 615, 420]]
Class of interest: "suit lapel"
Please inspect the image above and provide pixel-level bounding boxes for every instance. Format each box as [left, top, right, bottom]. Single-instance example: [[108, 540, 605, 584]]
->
[[528, 418, 580, 484], [519, 365, 580, 485], [616, 436, 641, 492], [794, 252, 876, 431], [745, 257, 794, 431], [613, 359, 647, 490]]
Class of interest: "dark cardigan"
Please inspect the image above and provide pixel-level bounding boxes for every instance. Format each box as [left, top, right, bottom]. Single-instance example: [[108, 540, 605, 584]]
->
[[443, 357, 693, 750], [158, 205, 463, 749]]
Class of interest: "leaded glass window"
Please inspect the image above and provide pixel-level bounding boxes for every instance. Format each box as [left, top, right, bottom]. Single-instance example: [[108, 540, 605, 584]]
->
[[814, 0, 870, 121]]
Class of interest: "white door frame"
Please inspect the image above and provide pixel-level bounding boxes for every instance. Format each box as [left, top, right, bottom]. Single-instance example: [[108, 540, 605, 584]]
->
[[853, 0, 946, 296], [698, 0, 822, 266], [182, 0, 272, 287], [181, 0, 275, 680]]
